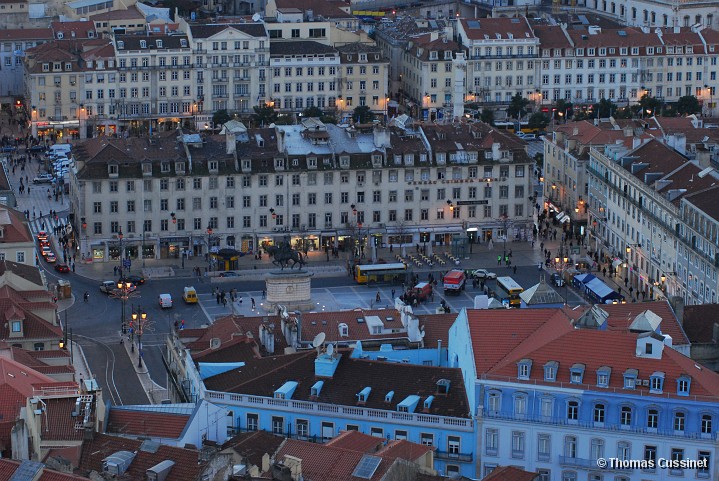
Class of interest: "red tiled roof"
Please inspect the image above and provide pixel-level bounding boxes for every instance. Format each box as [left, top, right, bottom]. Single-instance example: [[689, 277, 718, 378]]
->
[[594, 300, 689, 345], [459, 17, 535, 41], [0, 261, 44, 287], [77, 433, 205, 480], [0, 206, 33, 244], [0, 28, 53, 41], [50, 21, 97, 39], [325, 430, 385, 452], [41, 398, 88, 441], [683, 185, 719, 222], [0, 459, 92, 480], [682, 304, 719, 343], [106, 408, 190, 439], [43, 445, 83, 469], [222, 430, 285, 468], [483, 466, 538, 481]]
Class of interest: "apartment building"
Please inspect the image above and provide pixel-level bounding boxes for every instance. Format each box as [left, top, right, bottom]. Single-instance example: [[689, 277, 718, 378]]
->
[[677, 186, 719, 305], [336, 43, 390, 118], [584, 0, 718, 30], [449, 307, 719, 481], [455, 17, 540, 106], [68, 119, 533, 263], [0, 28, 52, 97], [542, 120, 631, 236], [587, 138, 717, 302], [0, 206, 35, 266], [269, 40, 341, 114], [184, 21, 270, 116], [24, 37, 111, 140], [400, 31, 465, 121]]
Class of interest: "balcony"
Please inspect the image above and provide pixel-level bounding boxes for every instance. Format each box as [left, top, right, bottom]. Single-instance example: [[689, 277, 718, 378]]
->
[[434, 450, 473, 462], [469, 53, 539, 60], [205, 390, 474, 432], [559, 456, 599, 469]]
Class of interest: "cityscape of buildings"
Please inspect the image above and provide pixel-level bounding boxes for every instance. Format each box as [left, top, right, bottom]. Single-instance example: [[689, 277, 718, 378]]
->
[[0, 0, 719, 479]]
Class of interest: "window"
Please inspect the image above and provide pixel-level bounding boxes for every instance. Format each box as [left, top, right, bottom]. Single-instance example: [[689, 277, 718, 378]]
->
[[647, 408, 659, 429], [677, 376, 690, 395], [370, 427, 383, 438], [617, 442, 630, 461], [540, 397, 553, 418], [487, 391, 501, 413], [538, 433, 551, 461], [649, 373, 664, 393], [567, 400, 579, 421], [448, 436, 460, 454], [673, 411, 685, 432], [511, 431, 525, 458], [485, 429, 498, 455], [564, 436, 577, 458], [701, 414, 713, 434], [698, 452, 710, 478], [644, 445, 657, 471], [420, 433, 433, 446], [271, 416, 284, 435], [670, 448, 684, 475], [620, 406, 632, 426], [246, 413, 258, 431], [514, 394, 527, 416], [594, 403, 605, 424], [590, 438, 604, 460], [296, 420, 309, 439]]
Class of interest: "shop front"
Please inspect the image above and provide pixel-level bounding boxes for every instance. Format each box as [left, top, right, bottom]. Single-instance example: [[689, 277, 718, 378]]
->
[[292, 233, 319, 253], [239, 235, 254, 253], [320, 231, 338, 250], [161, 236, 190, 259], [91, 245, 105, 262], [142, 243, 156, 260]]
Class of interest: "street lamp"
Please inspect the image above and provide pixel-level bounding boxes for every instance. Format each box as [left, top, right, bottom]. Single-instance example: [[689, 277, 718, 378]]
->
[[115, 281, 133, 334], [705, 84, 714, 116], [550, 245, 571, 304], [206, 224, 213, 272], [118, 228, 124, 278]]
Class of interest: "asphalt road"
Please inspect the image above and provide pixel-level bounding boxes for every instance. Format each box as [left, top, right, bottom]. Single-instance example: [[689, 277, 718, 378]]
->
[[44, 259, 585, 405]]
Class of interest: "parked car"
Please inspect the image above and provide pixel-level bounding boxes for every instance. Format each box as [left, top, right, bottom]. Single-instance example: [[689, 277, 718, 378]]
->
[[522, 134, 537, 141], [54, 263, 70, 273], [159, 293, 173, 308], [43, 252, 56, 263], [37, 231, 48, 241], [120, 274, 145, 285], [100, 280, 136, 294], [551, 273, 565, 287], [33, 174, 54, 184], [472, 268, 497, 280], [218, 271, 238, 277], [183, 286, 198, 304]]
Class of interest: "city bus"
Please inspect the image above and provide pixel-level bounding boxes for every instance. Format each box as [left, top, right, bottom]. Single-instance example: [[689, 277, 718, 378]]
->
[[496, 276, 524, 307], [354, 263, 407, 284]]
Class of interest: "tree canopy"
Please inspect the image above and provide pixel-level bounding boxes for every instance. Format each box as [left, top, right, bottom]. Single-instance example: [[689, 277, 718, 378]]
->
[[676, 95, 701, 115], [251, 105, 278, 126], [507, 93, 530, 119], [353, 105, 374, 124], [212, 109, 231, 128]]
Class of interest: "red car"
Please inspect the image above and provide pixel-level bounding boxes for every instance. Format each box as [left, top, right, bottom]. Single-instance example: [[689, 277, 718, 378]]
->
[[54, 263, 70, 273]]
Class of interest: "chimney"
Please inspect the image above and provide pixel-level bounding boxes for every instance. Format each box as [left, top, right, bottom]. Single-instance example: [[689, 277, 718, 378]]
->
[[492, 142, 501, 160], [262, 453, 271, 473], [430, 31, 439, 41], [669, 296, 685, 326]]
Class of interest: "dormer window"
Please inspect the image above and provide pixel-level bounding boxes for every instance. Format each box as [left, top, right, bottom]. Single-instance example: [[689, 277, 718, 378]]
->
[[242, 159, 251, 171], [156, 40, 163, 48], [108, 164, 119, 177], [429, 50, 437, 60], [444, 50, 452, 59], [140, 40, 147, 48], [596, 366, 611, 388], [117, 41, 124, 49], [160, 162, 171, 173], [544, 361, 558, 382], [436, 379, 450, 395], [175, 162, 185, 174], [570, 363, 585, 384], [310, 380, 324, 398], [356, 386, 371, 404], [624, 369, 638, 389], [338, 323, 348, 337], [10, 320, 22, 334], [180, 39, 187, 47], [677, 376, 691, 396], [339, 156, 350, 168], [517, 359, 532, 380], [208, 160, 218, 172], [649, 372, 665, 393], [65, 62, 72, 71]]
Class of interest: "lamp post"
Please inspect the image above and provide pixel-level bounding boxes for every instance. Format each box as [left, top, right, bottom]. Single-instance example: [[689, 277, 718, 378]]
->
[[118, 228, 124, 278], [206, 224, 213, 273], [115, 281, 134, 334], [135, 309, 147, 368], [550, 245, 571, 304], [705, 85, 714, 116]]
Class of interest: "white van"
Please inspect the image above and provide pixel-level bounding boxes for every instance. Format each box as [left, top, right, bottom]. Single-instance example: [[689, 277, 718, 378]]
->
[[159, 293, 173, 308], [49, 144, 72, 155]]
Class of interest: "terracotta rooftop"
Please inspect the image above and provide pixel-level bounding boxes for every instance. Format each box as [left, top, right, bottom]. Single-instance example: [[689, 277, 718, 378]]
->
[[106, 407, 190, 439], [204, 350, 470, 418], [0, 28, 53, 41], [473, 309, 719, 399], [459, 17, 535, 41], [683, 185, 719, 222], [270, 40, 337, 56], [271, 431, 433, 481], [682, 304, 719, 343], [41, 397, 88, 441], [89, 4, 143, 21], [0, 206, 33, 244], [483, 466, 538, 481], [50, 21, 96, 39], [592, 300, 689, 345], [0, 459, 91, 480], [188, 22, 268, 39], [76, 433, 205, 480], [222, 430, 285, 468]]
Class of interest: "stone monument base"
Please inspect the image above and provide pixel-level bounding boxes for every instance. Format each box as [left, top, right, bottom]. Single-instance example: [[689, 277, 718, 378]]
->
[[264, 270, 315, 312]]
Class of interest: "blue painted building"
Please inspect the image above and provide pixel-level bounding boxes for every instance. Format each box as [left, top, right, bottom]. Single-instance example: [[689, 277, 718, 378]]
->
[[448, 307, 719, 481]]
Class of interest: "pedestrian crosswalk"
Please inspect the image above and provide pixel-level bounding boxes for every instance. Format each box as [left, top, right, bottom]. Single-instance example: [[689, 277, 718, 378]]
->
[[28, 215, 71, 238]]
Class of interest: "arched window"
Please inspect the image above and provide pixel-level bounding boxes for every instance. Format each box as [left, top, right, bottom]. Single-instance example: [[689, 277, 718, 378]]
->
[[564, 436, 577, 458], [617, 442, 630, 461], [673, 411, 685, 432], [487, 390, 501, 414], [701, 414, 713, 434], [647, 408, 659, 429], [567, 400, 579, 421], [620, 406, 632, 426], [593, 403, 605, 424], [562, 470, 577, 481]]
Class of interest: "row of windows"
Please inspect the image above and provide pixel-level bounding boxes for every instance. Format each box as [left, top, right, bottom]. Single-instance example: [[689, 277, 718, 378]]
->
[[272, 65, 379, 77], [488, 391, 715, 433], [484, 430, 711, 477], [88, 203, 527, 235]]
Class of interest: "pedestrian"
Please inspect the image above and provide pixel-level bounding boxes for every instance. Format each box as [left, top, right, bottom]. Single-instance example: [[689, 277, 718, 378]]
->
[[376, 291, 381, 302], [251, 297, 256, 309], [513, 265, 517, 274], [602, 267, 607, 277], [624, 277, 628, 287], [239, 296, 243, 305], [71, 261, 75, 272], [497, 255, 501, 266], [391, 288, 396, 298], [262, 289, 266, 299], [216, 292, 221, 304]]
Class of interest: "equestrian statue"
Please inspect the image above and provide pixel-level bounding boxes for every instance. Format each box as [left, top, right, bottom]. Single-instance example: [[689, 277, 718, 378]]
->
[[265, 239, 306, 270]]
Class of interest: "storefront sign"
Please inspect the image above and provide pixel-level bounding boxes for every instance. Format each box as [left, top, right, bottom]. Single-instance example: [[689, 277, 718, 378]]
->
[[456, 200, 489, 205]]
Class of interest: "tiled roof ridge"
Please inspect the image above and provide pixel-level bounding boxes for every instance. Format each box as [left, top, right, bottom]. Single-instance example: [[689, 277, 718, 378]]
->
[[220, 350, 315, 392], [192, 332, 254, 360], [487, 310, 573, 373]]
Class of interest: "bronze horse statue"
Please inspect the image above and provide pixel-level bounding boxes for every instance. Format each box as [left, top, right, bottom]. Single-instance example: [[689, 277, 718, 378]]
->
[[265, 242, 306, 270]]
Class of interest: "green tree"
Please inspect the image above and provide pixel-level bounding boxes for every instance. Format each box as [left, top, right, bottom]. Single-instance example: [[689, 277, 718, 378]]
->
[[528, 112, 549, 130], [252, 105, 278, 126], [302, 106, 324, 118], [676, 95, 701, 115], [507, 93, 530, 119], [353, 105, 374, 124], [212, 109, 231, 128], [638, 94, 662, 116], [594, 98, 618, 118], [480, 108, 495, 125], [554, 99, 573, 121]]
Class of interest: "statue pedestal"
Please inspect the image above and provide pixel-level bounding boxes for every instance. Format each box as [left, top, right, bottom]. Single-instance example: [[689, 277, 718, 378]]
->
[[264, 270, 315, 312]]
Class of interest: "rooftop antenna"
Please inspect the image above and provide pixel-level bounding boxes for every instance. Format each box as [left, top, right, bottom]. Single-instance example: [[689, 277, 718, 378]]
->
[[312, 332, 326, 357], [326, 343, 334, 358]]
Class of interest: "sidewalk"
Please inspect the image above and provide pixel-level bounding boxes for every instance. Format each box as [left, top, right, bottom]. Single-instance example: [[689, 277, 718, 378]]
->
[[56, 295, 95, 386]]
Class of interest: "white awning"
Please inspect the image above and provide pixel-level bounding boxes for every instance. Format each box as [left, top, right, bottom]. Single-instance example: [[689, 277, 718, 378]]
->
[[612, 259, 624, 269]]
